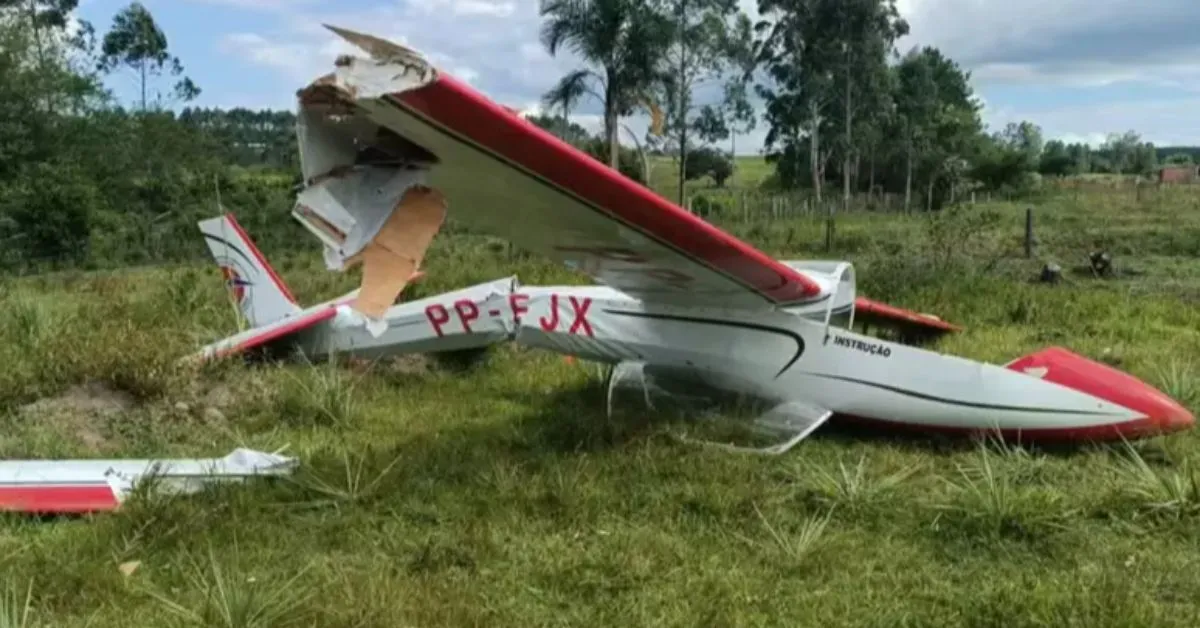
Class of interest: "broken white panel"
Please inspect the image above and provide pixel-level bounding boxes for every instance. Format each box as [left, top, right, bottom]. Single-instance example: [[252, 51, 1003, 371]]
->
[[292, 25, 441, 272], [0, 448, 297, 514], [322, 24, 439, 101], [293, 166, 431, 271]]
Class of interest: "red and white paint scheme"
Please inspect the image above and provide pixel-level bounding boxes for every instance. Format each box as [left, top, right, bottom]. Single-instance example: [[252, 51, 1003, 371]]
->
[[0, 448, 296, 514], [192, 25, 1193, 452]]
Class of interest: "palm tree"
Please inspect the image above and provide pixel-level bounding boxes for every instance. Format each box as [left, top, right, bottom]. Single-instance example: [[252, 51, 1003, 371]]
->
[[539, 0, 671, 169]]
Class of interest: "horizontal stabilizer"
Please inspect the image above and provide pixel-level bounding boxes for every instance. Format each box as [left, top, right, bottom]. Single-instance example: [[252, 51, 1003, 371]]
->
[[191, 306, 338, 363], [854, 297, 961, 339]]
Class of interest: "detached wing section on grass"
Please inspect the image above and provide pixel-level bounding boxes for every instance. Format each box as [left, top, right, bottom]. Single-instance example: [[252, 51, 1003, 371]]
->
[[0, 449, 296, 514], [294, 25, 828, 312]]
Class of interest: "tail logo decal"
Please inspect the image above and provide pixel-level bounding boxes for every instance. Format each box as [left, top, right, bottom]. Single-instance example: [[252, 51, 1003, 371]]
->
[[215, 256, 254, 313], [220, 264, 251, 303]]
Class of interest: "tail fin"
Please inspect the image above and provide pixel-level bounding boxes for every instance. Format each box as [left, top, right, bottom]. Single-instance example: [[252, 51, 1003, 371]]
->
[[199, 213, 301, 328]]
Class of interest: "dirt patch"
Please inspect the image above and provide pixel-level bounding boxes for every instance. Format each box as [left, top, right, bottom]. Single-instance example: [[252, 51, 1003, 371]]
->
[[17, 381, 136, 450], [20, 381, 135, 417], [200, 383, 237, 409], [381, 354, 434, 375]]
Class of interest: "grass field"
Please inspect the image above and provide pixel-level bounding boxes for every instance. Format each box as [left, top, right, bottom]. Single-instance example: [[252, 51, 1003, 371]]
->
[[1, 178, 1200, 626]]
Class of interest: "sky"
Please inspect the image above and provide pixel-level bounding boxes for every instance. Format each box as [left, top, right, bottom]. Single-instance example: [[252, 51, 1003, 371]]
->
[[75, 0, 1200, 154]]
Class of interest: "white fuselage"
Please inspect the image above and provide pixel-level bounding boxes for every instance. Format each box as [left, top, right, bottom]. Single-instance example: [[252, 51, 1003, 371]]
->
[[292, 278, 1143, 434], [512, 286, 1143, 433]]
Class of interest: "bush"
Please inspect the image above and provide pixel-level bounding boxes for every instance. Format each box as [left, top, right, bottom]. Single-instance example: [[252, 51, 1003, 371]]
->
[[690, 194, 731, 219], [685, 147, 734, 186], [0, 161, 102, 270], [580, 138, 646, 184]]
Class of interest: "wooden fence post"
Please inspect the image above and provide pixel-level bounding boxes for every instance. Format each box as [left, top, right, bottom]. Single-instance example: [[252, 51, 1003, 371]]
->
[[1024, 207, 1034, 258], [825, 201, 836, 251]]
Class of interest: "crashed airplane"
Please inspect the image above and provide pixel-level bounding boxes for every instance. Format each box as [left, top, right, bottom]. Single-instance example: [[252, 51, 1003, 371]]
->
[[193, 25, 1193, 452]]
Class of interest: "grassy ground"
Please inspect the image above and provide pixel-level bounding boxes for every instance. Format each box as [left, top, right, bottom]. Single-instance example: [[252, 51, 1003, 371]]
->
[[646, 154, 774, 194], [1, 180, 1200, 626]]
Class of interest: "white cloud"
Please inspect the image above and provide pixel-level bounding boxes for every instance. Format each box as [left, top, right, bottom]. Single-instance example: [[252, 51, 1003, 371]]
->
[[988, 99, 1200, 147], [196, 0, 1200, 151], [896, 0, 1200, 89]]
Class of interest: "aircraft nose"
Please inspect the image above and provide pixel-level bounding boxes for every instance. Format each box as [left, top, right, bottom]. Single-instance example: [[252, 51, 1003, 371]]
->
[[1006, 347, 1195, 439]]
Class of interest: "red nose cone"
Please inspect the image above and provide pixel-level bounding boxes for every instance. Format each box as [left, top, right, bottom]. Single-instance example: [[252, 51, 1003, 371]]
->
[[1006, 347, 1195, 440]]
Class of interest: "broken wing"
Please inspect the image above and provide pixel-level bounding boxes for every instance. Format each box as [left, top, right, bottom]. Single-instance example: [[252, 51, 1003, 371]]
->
[[293, 25, 827, 312]]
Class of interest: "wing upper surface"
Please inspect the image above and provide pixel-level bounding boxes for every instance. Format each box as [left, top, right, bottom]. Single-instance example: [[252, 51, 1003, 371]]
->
[[386, 79, 824, 309]]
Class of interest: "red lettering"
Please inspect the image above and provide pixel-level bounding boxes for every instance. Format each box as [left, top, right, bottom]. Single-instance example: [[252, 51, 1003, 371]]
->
[[425, 304, 450, 337], [454, 299, 479, 332], [555, 245, 647, 264], [509, 293, 529, 324], [567, 296, 594, 336], [539, 294, 560, 331]]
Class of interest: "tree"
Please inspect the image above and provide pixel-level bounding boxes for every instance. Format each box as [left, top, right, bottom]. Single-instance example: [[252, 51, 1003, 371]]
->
[[684, 146, 734, 186], [891, 47, 938, 210], [1165, 152, 1194, 166], [539, 0, 672, 169], [995, 121, 1044, 170], [718, 13, 757, 162], [755, 0, 906, 205], [826, 0, 907, 208], [1101, 130, 1141, 174], [97, 2, 198, 110], [652, 0, 745, 203], [1130, 141, 1157, 176], [1039, 140, 1072, 176], [886, 47, 982, 209]]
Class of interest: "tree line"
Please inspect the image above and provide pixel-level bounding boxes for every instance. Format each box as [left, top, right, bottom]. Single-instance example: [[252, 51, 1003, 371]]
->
[[535, 0, 1187, 211], [0, 0, 1192, 272]]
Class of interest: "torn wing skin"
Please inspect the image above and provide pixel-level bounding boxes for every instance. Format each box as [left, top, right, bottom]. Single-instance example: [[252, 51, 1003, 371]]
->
[[291, 34, 446, 333]]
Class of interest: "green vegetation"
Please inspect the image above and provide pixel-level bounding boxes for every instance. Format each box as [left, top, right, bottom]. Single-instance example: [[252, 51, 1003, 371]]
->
[[3, 181, 1200, 626], [3, 0, 1200, 625]]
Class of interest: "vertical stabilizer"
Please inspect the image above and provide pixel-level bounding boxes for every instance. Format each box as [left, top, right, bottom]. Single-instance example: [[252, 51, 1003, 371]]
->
[[198, 213, 301, 327]]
